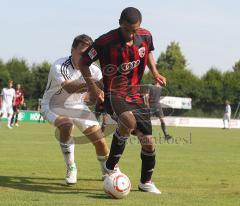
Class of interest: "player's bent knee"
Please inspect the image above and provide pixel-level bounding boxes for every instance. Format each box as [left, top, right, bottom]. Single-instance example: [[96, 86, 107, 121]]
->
[[55, 116, 73, 129], [83, 125, 105, 144], [54, 117, 74, 143], [118, 111, 136, 131], [138, 135, 155, 152], [83, 125, 102, 136], [142, 144, 155, 152]]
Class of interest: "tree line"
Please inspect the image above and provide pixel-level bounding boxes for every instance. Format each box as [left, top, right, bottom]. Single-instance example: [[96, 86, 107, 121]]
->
[[143, 42, 240, 117], [0, 59, 51, 110], [0, 42, 240, 117]]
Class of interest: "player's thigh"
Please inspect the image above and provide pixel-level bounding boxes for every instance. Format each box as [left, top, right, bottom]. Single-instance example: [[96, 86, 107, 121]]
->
[[223, 114, 228, 120], [41, 105, 55, 123], [133, 104, 152, 136], [72, 110, 100, 132], [1, 104, 8, 115], [6, 106, 13, 116], [14, 106, 20, 113], [118, 111, 137, 131], [106, 96, 137, 130]]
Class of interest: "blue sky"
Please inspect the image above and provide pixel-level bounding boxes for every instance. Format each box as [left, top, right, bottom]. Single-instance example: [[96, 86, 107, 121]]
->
[[0, 0, 239, 76]]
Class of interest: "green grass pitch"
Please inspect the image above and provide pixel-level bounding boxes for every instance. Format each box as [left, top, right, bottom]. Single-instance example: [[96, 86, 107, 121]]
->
[[0, 123, 239, 206]]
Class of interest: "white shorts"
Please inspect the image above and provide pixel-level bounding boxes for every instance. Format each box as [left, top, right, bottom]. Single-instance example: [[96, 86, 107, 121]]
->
[[41, 103, 99, 132], [223, 113, 231, 121], [0, 103, 13, 115]]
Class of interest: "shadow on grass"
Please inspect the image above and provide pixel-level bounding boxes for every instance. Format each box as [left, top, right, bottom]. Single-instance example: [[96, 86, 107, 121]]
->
[[0, 175, 110, 198]]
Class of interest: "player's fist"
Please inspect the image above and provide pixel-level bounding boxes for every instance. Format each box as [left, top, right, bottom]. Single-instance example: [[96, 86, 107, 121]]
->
[[154, 73, 166, 86], [89, 87, 104, 103]]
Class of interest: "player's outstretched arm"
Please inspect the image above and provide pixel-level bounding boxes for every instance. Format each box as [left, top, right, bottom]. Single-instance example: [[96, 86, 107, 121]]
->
[[148, 52, 166, 86], [78, 58, 104, 102], [62, 79, 103, 94], [21, 94, 24, 105], [62, 79, 87, 94], [12, 93, 16, 106]]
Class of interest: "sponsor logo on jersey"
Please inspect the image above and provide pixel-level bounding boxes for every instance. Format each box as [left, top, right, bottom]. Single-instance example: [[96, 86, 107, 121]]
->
[[138, 47, 146, 58], [104, 60, 140, 76], [119, 60, 140, 74], [88, 48, 97, 60]]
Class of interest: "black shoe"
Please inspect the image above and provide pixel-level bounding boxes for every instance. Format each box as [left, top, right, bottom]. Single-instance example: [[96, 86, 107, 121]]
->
[[164, 134, 173, 140]]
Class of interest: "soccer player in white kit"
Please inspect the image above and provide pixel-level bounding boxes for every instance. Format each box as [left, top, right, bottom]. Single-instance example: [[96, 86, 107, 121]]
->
[[223, 100, 231, 129], [0, 80, 16, 129], [41, 34, 110, 184]]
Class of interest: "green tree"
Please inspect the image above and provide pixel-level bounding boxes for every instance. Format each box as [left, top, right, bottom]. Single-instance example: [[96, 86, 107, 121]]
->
[[0, 59, 11, 88], [157, 41, 186, 70], [5, 58, 31, 84], [200, 68, 223, 114], [32, 61, 51, 99], [232, 59, 240, 72], [222, 71, 240, 105]]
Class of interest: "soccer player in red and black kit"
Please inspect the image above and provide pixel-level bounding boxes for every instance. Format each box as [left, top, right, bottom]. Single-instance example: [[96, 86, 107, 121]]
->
[[11, 84, 24, 127], [79, 7, 166, 194]]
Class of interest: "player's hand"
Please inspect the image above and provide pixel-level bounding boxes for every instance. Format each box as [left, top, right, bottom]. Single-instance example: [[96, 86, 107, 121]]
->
[[154, 73, 166, 86], [90, 87, 104, 103], [83, 93, 91, 105]]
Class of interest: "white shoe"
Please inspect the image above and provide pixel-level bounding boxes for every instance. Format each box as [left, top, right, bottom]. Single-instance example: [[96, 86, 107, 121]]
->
[[138, 181, 161, 194], [65, 163, 77, 185], [7, 125, 13, 129], [102, 162, 121, 180], [15, 123, 19, 127]]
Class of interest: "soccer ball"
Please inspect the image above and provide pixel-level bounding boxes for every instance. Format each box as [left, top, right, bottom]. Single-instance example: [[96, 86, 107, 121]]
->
[[103, 172, 131, 199]]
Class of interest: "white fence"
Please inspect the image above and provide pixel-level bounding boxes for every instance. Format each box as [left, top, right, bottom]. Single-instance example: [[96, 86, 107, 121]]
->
[[152, 116, 240, 129]]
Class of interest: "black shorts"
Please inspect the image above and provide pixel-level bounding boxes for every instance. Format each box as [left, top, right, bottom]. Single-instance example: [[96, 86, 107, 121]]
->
[[105, 96, 152, 135], [149, 103, 164, 117], [13, 105, 20, 112]]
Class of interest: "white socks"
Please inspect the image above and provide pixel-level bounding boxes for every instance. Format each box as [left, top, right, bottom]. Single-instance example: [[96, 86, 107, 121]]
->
[[97, 155, 109, 175], [60, 141, 75, 167], [8, 116, 12, 126]]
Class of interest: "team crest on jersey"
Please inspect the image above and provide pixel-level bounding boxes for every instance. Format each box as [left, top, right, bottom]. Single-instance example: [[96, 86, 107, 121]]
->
[[88, 48, 97, 60], [138, 47, 146, 58]]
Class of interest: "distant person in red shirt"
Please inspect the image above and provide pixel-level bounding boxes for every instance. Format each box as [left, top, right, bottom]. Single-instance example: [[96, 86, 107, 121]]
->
[[10, 84, 24, 127]]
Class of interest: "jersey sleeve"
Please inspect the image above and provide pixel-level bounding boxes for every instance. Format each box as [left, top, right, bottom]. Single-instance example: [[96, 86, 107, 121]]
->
[[89, 63, 102, 81], [52, 63, 70, 85], [82, 41, 101, 66], [148, 34, 154, 52]]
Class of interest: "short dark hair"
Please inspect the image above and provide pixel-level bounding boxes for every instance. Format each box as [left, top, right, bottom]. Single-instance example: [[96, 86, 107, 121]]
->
[[72, 34, 93, 49], [119, 7, 142, 24]]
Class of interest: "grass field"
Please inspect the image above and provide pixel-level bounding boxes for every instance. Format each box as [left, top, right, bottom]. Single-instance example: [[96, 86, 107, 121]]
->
[[0, 122, 240, 206]]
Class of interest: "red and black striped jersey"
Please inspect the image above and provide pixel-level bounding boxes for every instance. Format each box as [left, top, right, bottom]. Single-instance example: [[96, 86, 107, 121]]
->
[[82, 27, 154, 103], [15, 90, 24, 106]]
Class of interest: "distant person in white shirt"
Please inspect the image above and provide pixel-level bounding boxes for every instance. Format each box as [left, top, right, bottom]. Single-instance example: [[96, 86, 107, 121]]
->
[[0, 80, 16, 129], [223, 100, 231, 129], [41, 34, 111, 185]]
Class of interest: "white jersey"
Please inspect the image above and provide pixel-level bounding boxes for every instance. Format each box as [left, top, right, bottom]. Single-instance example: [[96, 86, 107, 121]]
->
[[1, 88, 15, 106], [41, 56, 102, 108], [225, 105, 231, 116]]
